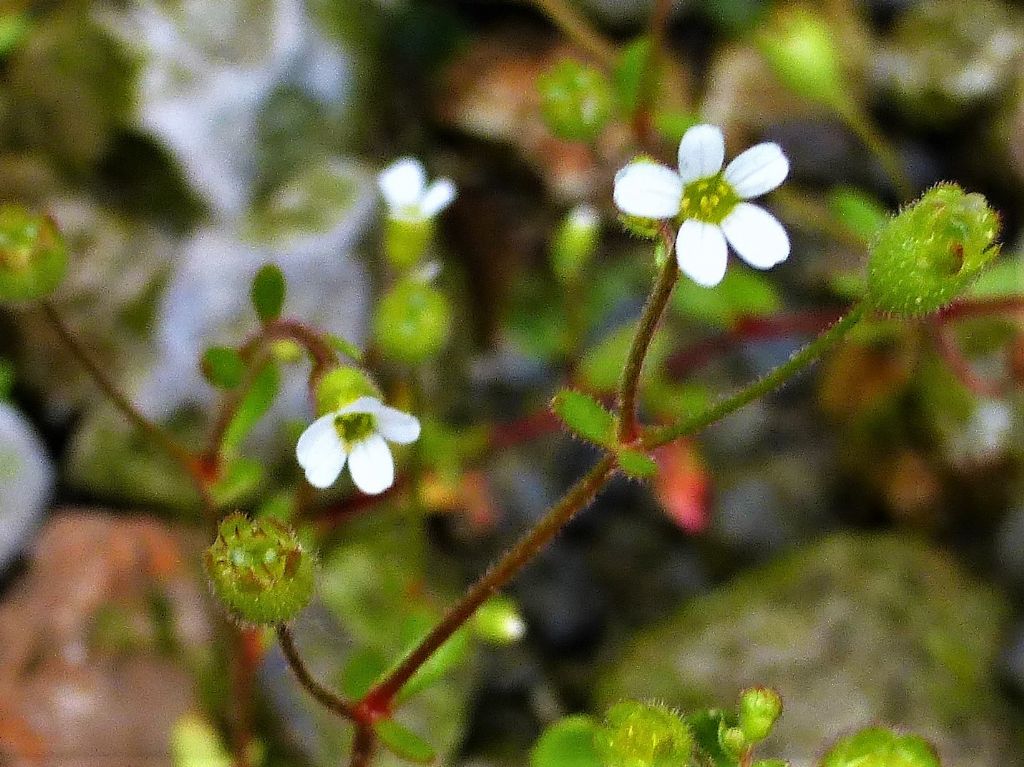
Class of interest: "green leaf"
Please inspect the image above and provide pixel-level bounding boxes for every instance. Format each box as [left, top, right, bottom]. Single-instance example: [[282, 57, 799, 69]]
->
[[671, 268, 782, 329], [685, 709, 739, 767], [210, 456, 263, 506], [325, 332, 364, 362], [201, 346, 244, 389], [170, 714, 233, 767], [827, 186, 888, 244], [374, 719, 437, 764], [221, 362, 280, 457], [968, 252, 1024, 299], [339, 646, 388, 699], [395, 611, 472, 704], [617, 448, 658, 478], [551, 388, 616, 446], [250, 263, 286, 323], [613, 37, 651, 117], [531, 715, 603, 767]]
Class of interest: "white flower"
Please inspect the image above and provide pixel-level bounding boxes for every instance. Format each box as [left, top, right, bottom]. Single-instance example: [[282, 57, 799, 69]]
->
[[378, 157, 457, 222], [295, 396, 421, 494], [613, 124, 790, 287]]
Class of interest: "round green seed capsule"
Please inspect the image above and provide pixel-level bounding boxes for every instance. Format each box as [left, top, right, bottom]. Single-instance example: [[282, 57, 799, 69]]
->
[[373, 278, 451, 364], [867, 184, 1000, 318], [537, 59, 614, 143], [596, 701, 693, 767], [204, 513, 315, 626], [821, 727, 940, 767], [0, 205, 68, 302]]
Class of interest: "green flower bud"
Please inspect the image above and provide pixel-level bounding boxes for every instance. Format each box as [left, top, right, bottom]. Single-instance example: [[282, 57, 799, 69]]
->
[[596, 701, 693, 767], [537, 59, 614, 142], [472, 595, 527, 645], [0, 204, 68, 301], [384, 216, 434, 270], [373, 278, 451, 364], [315, 366, 378, 415], [550, 205, 601, 284], [203, 513, 315, 626], [738, 687, 783, 743], [821, 727, 940, 767], [619, 212, 662, 240], [718, 724, 747, 758], [867, 183, 1000, 318], [758, 7, 848, 109]]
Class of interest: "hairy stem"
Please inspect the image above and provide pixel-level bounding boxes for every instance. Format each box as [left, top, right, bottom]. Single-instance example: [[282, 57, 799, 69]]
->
[[617, 234, 678, 441], [39, 299, 214, 512], [531, 0, 618, 67], [362, 453, 617, 707], [276, 624, 359, 722], [643, 302, 868, 448], [840, 105, 912, 201]]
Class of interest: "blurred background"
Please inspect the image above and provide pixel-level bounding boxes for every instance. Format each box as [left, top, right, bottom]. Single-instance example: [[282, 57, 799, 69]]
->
[[0, 0, 1023, 765]]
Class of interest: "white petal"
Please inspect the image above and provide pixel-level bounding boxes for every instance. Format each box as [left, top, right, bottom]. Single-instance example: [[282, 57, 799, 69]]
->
[[723, 143, 789, 199], [378, 157, 427, 210], [675, 220, 728, 287], [337, 396, 387, 417], [613, 163, 683, 219], [677, 124, 725, 183], [348, 434, 395, 495], [721, 202, 790, 269], [296, 414, 347, 489], [375, 406, 421, 445], [419, 178, 457, 217]]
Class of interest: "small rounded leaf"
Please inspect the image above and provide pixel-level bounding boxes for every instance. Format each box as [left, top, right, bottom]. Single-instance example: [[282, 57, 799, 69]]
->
[[251, 263, 286, 323], [203, 512, 314, 625], [374, 720, 436, 764], [758, 7, 848, 109], [532, 715, 603, 767], [551, 389, 616, 446], [0, 205, 68, 301], [867, 184, 1001, 317], [202, 346, 245, 389], [821, 727, 940, 767], [618, 448, 658, 479]]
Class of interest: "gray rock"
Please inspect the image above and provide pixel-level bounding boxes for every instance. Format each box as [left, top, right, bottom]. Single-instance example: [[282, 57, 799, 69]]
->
[[0, 403, 54, 572], [598, 534, 1017, 767]]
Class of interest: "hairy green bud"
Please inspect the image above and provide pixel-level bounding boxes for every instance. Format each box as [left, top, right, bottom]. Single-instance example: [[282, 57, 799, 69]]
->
[[867, 184, 1000, 317], [204, 513, 315, 625], [537, 59, 614, 142], [550, 205, 601, 284], [718, 724, 747, 758], [738, 687, 783, 743], [373, 278, 452, 364], [596, 701, 693, 767], [0, 205, 68, 301], [821, 727, 940, 767], [315, 366, 378, 415]]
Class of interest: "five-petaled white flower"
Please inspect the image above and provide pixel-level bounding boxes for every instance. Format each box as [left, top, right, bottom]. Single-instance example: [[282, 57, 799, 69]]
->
[[378, 157, 457, 221], [614, 124, 790, 287], [296, 396, 421, 495]]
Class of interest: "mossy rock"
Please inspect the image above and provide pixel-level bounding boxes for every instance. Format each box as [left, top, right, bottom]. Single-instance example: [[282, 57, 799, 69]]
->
[[597, 534, 1020, 766]]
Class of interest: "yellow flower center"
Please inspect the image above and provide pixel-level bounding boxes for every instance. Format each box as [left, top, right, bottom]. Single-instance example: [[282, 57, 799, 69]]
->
[[680, 174, 740, 225], [334, 412, 376, 445]]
